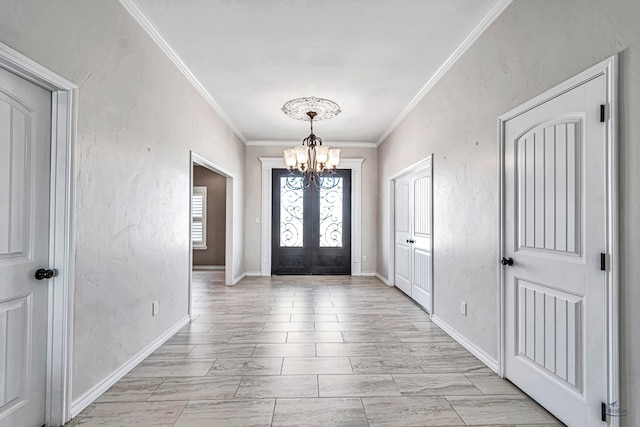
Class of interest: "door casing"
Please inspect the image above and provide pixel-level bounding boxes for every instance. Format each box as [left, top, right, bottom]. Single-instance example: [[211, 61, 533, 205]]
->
[[388, 156, 434, 312], [259, 157, 364, 277], [189, 151, 235, 295], [0, 42, 77, 426], [387, 154, 435, 317], [498, 56, 618, 425]]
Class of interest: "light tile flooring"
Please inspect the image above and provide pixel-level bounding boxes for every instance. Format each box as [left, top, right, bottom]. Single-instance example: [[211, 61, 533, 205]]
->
[[68, 272, 563, 426]]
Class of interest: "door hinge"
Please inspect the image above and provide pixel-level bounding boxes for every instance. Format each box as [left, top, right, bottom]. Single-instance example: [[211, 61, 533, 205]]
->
[[602, 402, 607, 422], [600, 104, 606, 123], [601, 253, 606, 271]]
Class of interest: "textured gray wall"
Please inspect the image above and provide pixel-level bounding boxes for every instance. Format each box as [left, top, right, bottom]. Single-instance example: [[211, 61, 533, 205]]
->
[[0, 0, 246, 402], [377, 0, 639, 423], [193, 166, 226, 266]]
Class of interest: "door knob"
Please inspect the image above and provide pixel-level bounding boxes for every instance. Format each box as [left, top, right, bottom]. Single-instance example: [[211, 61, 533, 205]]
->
[[500, 257, 514, 266], [35, 268, 55, 280]]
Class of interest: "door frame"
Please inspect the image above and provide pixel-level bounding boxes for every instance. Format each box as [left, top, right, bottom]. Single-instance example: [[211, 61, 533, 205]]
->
[[497, 56, 618, 424], [259, 157, 364, 276], [270, 168, 352, 275], [387, 156, 434, 312], [0, 43, 77, 425], [189, 151, 235, 300]]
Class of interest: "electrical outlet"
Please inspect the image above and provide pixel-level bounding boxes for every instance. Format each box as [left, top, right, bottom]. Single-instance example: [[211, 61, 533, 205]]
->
[[460, 301, 467, 316], [362, 255, 367, 262], [152, 301, 159, 316]]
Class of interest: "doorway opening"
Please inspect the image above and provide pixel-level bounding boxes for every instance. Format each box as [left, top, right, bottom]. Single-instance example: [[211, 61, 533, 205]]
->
[[192, 165, 226, 271], [189, 152, 234, 316]]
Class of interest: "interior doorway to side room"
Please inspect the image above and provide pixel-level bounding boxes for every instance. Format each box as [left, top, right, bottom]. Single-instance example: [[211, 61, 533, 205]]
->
[[189, 152, 235, 317]]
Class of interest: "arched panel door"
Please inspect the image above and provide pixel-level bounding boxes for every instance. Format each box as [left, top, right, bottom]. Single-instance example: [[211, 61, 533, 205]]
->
[[502, 73, 608, 426]]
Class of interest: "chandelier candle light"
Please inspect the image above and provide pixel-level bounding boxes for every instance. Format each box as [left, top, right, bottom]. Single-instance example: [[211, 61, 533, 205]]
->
[[282, 96, 341, 184]]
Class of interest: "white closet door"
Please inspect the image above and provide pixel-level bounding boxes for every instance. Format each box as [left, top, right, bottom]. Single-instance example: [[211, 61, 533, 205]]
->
[[394, 158, 433, 311], [0, 67, 52, 427]]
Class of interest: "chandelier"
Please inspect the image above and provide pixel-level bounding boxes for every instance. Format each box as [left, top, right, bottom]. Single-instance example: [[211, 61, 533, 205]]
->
[[282, 96, 341, 186]]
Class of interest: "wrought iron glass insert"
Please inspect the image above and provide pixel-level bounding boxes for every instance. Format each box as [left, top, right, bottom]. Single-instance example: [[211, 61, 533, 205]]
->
[[319, 177, 343, 247], [279, 176, 304, 247]]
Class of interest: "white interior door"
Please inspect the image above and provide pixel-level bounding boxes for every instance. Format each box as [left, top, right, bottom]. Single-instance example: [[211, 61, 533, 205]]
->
[[394, 176, 412, 296], [503, 74, 607, 426], [394, 159, 433, 311], [0, 67, 51, 427], [410, 166, 432, 311]]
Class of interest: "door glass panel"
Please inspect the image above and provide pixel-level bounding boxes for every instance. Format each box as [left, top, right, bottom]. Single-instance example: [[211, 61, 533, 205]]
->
[[319, 176, 343, 247], [280, 176, 304, 247]]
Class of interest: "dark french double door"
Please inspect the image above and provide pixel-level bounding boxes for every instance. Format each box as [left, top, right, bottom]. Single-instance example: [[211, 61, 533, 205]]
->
[[272, 169, 351, 275]]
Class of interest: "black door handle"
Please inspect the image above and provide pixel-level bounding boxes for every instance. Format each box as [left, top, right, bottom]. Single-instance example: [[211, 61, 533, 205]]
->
[[500, 257, 514, 266], [35, 269, 55, 280]]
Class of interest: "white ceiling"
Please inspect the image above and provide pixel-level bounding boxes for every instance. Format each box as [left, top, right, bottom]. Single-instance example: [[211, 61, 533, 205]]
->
[[125, 0, 509, 145]]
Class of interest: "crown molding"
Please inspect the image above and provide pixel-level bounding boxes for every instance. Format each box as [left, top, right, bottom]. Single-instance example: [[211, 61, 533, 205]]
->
[[247, 140, 377, 148], [375, 0, 513, 146], [119, 0, 247, 144]]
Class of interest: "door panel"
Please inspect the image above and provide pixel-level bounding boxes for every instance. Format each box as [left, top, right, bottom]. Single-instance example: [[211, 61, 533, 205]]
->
[[0, 90, 30, 260], [394, 179, 411, 296], [516, 119, 582, 255], [413, 175, 430, 235], [313, 174, 351, 274], [516, 278, 583, 391], [0, 296, 31, 410], [394, 244, 411, 295], [411, 249, 431, 309], [0, 67, 51, 427], [272, 169, 351, 275], [411, 170, 432, 311], [504, 74, 606, 426]]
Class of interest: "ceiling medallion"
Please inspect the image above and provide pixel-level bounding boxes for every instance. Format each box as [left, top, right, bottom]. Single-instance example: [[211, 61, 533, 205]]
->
[[282, 96, 341, 188], [281, 96, 341, 121]]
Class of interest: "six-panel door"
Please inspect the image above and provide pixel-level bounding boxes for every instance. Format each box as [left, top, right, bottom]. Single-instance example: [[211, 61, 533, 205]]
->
[[0, 67, 51, 427]]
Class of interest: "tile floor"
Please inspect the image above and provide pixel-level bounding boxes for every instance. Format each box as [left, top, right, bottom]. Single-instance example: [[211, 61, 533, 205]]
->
[[67, 272, 563, 426]]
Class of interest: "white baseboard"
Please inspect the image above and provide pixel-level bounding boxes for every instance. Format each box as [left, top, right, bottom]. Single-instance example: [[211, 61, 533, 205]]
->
[[245, 271, 262, 277], [431, 314, 498, 373], [361, 271, 376, 277], [192, 265, 225, 271], [70, 315, 190, 417], [375, 273, 392, 286], [232, 272, 246, 285]]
